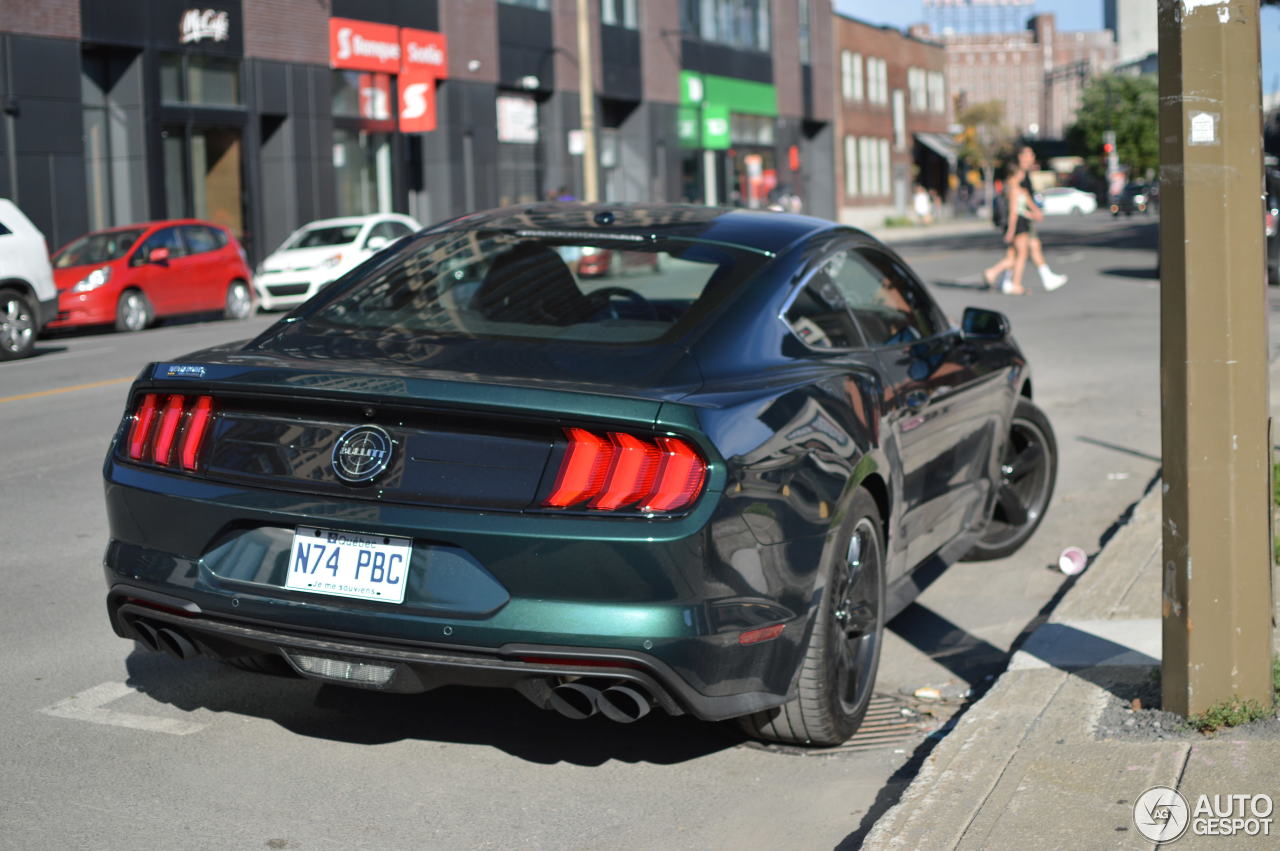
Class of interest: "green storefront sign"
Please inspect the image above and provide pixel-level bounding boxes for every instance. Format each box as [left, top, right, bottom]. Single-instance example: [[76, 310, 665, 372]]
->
[[678, 71, 776, 151]]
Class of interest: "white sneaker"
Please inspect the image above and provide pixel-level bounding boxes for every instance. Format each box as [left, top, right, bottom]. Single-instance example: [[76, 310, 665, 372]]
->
[[1041, 270, 1068, 291], [999, 271, 1016, 294]]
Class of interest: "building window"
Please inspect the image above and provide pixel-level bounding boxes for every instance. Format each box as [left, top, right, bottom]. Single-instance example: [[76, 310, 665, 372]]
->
[[499, 0, 549, 8], [843, 135, 857, 197], [601, 0, 638, 28], [908, 68, 927, 113], [798, 0, 811, 64], [332, 71, 393, 121], [893, 90, 906, 151], [841, 51, 863, 102], [333, 128, 393, 216], [682, 0, 771, 52], [927, 71, 947, 114], [875, 139, 885, 195], [858, 138, 872, 198], [159, 53, 241, 107], [866, 58, 887, 106]]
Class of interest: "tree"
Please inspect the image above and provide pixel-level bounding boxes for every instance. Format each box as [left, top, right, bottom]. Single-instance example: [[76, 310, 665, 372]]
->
[[1067, 73, 1159, 180], [955, 101, 1014, 210]]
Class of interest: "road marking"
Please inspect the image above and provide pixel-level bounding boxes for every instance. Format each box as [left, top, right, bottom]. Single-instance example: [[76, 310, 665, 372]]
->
[[39, 681, 207, 736], [0, 376, 131, 404]]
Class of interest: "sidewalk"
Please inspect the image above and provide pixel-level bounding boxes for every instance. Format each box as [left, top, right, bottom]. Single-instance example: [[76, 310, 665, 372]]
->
[[866, 217, 994, 245], [864, 388, 1280, 849]]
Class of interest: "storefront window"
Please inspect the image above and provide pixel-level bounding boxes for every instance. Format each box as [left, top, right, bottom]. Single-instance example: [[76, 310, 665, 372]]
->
[[332, 70, 393, 122], [159, 53, 241, 106], [162, 125, 245, 235], [333, 128, 394, 216], [498, 0, 549, 8]]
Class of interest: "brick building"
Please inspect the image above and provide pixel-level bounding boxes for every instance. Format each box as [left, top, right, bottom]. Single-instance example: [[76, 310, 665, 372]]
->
[[833, 14, 951, 228], [922, 14, 1115, 141], [0, 0, 832, 264]]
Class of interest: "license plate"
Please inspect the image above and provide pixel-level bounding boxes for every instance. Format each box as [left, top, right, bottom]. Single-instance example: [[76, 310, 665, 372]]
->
[[285, 526, 412, 604]]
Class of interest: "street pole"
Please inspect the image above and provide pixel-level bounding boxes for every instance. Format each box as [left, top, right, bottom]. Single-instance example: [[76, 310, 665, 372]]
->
[[1158, 0, 1274, 716], [575, 0, 599, 203]]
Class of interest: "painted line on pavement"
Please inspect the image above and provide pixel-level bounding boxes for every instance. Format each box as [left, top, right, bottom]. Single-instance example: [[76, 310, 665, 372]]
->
[[39, 681, 207, 736], [0, 376, 131, 404]]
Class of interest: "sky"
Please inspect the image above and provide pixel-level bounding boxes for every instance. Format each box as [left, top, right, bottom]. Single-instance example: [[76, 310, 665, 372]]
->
[[836, 1, 1280, 96]]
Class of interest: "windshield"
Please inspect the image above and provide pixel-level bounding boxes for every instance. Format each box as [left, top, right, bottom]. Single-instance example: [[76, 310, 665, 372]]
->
[[53, 229, 146, 268], [285, 225, 363, 250], [277, 229, 767, 346]]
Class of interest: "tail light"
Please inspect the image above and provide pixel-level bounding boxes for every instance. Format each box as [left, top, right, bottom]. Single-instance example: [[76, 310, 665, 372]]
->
[[544, 428, 707, 514], [124, 393, 217, 473]]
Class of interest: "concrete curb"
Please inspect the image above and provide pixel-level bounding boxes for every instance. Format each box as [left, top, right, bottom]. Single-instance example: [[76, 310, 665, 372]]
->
[[868, 219, 996, 245], [862, 481, 1166, 849]]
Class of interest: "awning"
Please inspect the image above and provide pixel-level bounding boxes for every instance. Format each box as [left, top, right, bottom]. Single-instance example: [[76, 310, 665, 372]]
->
[[915, 132, 958, 168]]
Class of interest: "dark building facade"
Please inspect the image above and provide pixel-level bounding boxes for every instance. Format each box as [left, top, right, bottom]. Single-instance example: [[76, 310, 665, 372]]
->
[[0, 0, 831, 262]]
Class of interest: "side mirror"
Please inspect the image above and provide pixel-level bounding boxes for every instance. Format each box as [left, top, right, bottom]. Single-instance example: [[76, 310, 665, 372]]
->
[[961, 306, 1009, 340], [365, 235, 389, 251], [149, 247, 171, 264]]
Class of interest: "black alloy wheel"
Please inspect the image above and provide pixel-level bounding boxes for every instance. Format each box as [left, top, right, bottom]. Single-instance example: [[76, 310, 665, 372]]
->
[[965, 398, 1057, 561], [739, 488, 885, 746]]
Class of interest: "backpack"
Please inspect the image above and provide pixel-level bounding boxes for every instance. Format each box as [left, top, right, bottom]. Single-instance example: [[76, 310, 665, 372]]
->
[[992, 191, 1008, 230]]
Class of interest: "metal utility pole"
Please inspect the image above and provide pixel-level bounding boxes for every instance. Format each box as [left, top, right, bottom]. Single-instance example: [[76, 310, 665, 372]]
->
[[1159, 0, 1274, 717], [575, 0, 599, 202]]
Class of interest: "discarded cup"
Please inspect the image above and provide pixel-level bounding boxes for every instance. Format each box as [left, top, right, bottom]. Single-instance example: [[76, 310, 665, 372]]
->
[[1058, 546, 1087, 575]]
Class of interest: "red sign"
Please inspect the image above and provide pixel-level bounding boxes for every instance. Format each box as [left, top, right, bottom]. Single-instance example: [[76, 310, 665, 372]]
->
[[330, 18, 401, 73], [400, 28, 447, 78], [399, 67, 437, 133]]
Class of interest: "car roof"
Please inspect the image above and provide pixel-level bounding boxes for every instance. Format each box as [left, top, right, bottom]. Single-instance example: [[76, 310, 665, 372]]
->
[[76, 219, 225, 237], [433, 202, 842, 256], [296, 215, 410, 229]]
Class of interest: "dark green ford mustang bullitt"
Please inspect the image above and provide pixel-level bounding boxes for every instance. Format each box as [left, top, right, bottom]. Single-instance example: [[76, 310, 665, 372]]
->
[[102, 204, 1056, 746]]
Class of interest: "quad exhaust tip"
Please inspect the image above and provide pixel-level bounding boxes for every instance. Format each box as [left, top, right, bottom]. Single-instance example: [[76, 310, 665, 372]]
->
[[546, 681, 654, 723]]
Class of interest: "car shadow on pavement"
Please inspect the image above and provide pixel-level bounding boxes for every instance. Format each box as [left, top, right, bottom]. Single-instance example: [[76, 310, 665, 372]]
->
[[123, 649, 747, 765], [1100, 266, 1159, 280]]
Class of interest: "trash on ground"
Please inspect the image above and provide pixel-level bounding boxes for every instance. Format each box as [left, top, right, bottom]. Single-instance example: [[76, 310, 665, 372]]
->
[[913, 686, 943, 702], [1058, 545, 1087, 575]]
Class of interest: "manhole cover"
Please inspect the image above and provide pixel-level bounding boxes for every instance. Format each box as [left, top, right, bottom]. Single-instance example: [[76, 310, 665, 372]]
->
[[742, 694, 939, 756]]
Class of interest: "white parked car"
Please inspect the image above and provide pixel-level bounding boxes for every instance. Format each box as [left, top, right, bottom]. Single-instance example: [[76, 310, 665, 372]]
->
[[254, 214, 421, 311], [0, 199, 57, 360], [1038, 187, 1098, 216]]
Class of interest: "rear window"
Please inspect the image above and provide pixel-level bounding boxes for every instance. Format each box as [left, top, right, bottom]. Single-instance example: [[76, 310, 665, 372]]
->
[[54, 228, 146, 268], [287, 225, 362, 249], [286, 230, 766, 345]]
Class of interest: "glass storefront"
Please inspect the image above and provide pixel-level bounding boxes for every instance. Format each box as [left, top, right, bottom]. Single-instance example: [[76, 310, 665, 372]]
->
[[163, 125, 245, 236], [332, 70, 396, 216]]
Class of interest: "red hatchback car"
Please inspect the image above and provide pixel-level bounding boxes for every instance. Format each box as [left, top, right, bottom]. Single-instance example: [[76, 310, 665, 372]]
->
[[48, 219, 254, 332]]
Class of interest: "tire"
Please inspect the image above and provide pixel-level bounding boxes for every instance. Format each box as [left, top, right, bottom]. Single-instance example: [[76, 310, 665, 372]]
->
[[1070, 206, 1083, 216], [0, 288, 37, 361], [738, 488, 885, 746], [965, 398, 1058, 561], [115, 289, 151, 333], [223, 279, 252, 320]]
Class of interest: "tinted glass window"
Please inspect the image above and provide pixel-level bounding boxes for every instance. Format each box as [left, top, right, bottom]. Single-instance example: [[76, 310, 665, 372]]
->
[[365, 222, 399, 247], [828, 249, 944, 346], [54, 228, 147, 267], [182, 225, 218, 255], [284, 230, 765, 345], [132, 227, 187, 264], [287, 225, 362, 249], [784, 269, 862, 349], [0, 222, 10, 236], [385, 221, 415, 238]]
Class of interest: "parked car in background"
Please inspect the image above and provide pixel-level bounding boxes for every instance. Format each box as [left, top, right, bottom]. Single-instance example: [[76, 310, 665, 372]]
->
[[575, 247, 662, 278], [253, 214, 421, 310], [1110, 182, 1151, 216], [0, 199, 57, 360], [1266, 167, 1278, 286], [48, 220, 253, 333], [1038, 187, 1097, 217], [100, 203, 1057, 747]]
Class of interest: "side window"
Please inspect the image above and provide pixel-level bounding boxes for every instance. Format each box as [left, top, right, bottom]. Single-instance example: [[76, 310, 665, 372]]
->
[[825, 249, 944, 347], [386, 221, 415, 238], [783, 265, 863, 350], [181, 225, 218, 255], [365, 221, 402, 247], [131, 227, 187, 265], [0, 221, 10, 237]]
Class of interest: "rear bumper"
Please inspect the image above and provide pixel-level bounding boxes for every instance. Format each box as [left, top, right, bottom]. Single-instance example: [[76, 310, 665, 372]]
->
[[102, 460, 811, 722], [107, 584, 793, 721]]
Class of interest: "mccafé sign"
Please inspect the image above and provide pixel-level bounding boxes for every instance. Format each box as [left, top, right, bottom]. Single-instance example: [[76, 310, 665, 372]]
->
[[329, 18, 448, 133]]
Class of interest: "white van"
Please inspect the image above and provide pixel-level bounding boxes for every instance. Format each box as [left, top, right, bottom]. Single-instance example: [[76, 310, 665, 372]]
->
[[0, 199, 57, 360]]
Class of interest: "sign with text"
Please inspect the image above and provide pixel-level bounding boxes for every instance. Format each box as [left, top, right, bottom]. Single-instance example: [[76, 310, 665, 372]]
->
[[330, 18, 401, 73], [400, 28, 447, 78]]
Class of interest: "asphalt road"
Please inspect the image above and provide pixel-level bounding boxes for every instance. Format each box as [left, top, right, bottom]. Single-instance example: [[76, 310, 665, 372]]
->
[[1, 213, 1274, 850]]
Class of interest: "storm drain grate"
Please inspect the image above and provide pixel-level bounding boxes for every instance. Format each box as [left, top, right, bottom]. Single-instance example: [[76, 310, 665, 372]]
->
[[743, 694, 939, 756]]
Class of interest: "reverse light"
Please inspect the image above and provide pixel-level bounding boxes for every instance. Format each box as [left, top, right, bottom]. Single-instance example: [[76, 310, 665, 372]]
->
[[544, 428, 707, 514], [124, 393, 217, 472], [71, 266, 112, 293]]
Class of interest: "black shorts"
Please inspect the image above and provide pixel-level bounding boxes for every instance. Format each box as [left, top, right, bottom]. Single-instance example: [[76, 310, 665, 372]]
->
[[1014, 216, 1034, 236]]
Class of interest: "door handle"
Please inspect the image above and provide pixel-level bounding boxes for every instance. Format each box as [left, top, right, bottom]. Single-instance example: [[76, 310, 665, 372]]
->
[[905, 389, 930, 411]]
